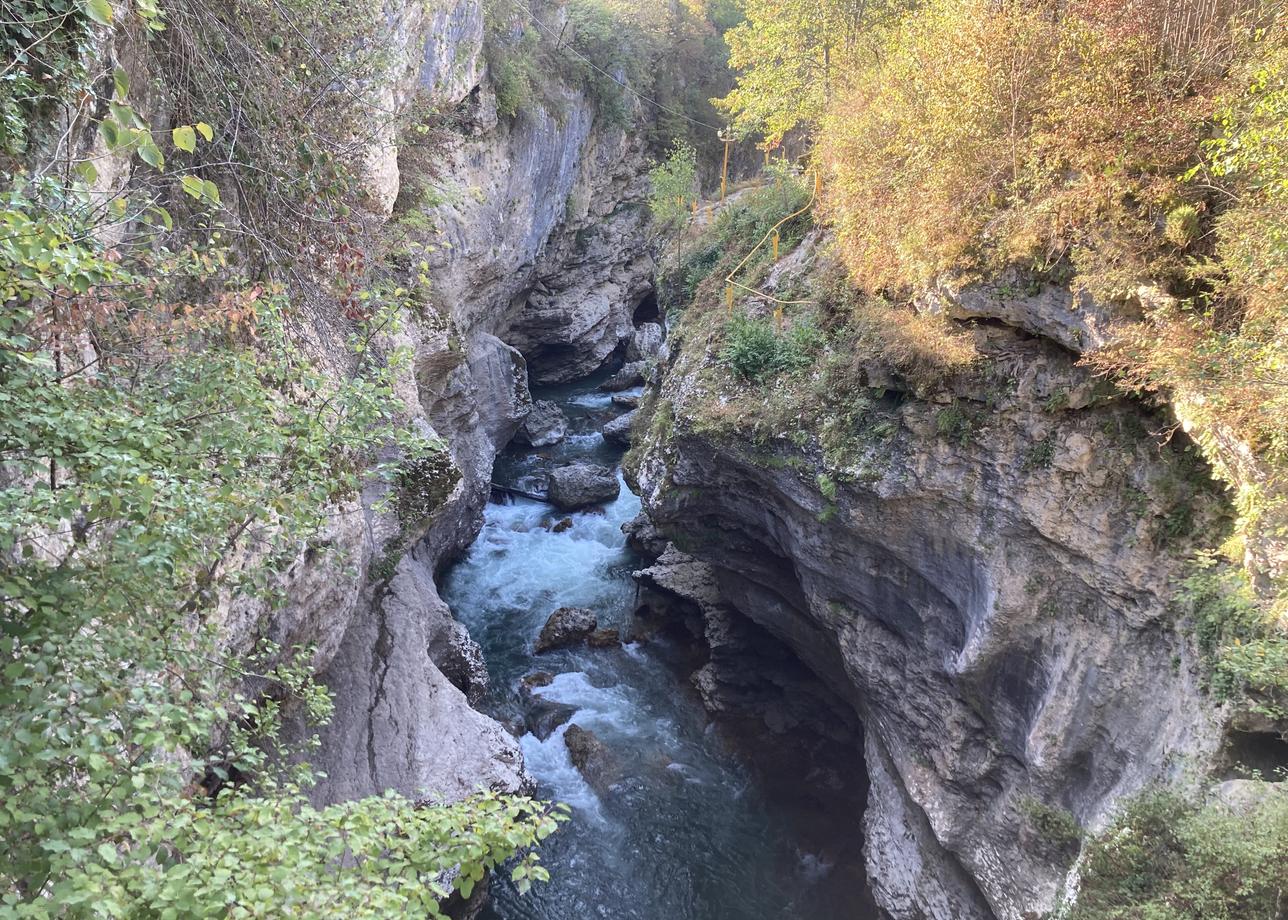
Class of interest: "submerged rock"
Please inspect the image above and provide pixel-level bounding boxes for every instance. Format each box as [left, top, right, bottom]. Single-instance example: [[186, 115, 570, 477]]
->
[[586, 627, 621, 648], [563, 724, 618, 794], [547, 462, 620, 510], [525, 699, 578, 741], [550, 517, 575, 534], [600, 361, 647, 392], [602, 410, 637, 447], [535, 606, 598, 653], [516, 400, 568, 448]]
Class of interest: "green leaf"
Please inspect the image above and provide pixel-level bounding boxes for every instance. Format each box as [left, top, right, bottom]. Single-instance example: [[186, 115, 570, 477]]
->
[[172, 125, 196, 153], [82, 0, 112, 25], [113, 68, 129, 100], [98, 119, 120, 149], [138, 141, 164, 170], [195, 122, 214, 142], [180, 176, 204, 200], [202, 180, 221, 205]]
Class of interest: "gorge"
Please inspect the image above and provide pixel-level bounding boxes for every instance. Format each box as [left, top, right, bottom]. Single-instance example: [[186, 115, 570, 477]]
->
[[3, 1, 1287, 919]]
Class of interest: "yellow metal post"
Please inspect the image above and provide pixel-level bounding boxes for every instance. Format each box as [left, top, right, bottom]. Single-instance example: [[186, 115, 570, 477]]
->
[[774, 306, 784, 330], [725, 283, 734, 314], [720, 135, 731, 203], [771, 230, 780, 262]]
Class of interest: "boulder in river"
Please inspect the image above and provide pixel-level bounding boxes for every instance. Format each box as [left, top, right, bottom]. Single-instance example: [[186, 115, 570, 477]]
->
[[547, 462, 620, 510], [602, 410, 637, 447], [518, 671, 555, 698], [525, 699, 578, 740], [626, 323, 666, 363], [600, 361, 646, 392], [586, 627, 621, 649], [563, 724, 618, 794], [535, 606, 598, 653], [516, 400, 568, 448], [611, 392, 640, 409]]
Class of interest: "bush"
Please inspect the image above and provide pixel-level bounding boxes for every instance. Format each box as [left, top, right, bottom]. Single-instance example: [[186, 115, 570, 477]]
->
[[720, 313, 817, 383], [1069, 787, 1288, 920], [1179, 557, 1288, 719]]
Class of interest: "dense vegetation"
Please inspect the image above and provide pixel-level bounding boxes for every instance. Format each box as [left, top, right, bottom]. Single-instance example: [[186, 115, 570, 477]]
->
[[710, 0, 1288, 754], [1065, 788, 1288, 920], [640, 1, 1288, 915], [1, 0, 565, 915], [483, 0, 740, 161]]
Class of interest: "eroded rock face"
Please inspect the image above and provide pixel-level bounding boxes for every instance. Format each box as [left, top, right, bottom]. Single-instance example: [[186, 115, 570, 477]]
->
[[301, 548, 529, 805], [627, 322, 667, 363], [635, 325, 1229, 919], [277, 0, 659, 810], [601, 361, 648, 392], [547, 463, 621, 510]]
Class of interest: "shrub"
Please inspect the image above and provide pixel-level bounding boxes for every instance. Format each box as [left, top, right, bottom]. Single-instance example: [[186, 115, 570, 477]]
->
[[1068, 787, 1288, 920], [1179, 557, 1288, 719], [720, 313, 817, 383]]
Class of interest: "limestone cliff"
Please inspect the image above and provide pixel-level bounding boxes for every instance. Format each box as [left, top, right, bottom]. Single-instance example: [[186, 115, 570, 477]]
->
[[631, 239, 1237, 918], [289, 0, 660, 805], [72, 0, 660, 807]]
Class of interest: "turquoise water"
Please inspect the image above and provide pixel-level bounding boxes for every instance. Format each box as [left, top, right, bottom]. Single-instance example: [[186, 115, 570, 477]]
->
[[441, 376, 877, 920]]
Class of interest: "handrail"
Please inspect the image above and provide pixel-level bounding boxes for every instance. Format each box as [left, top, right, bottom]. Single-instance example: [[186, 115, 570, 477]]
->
[[724, 168, 821, 311]]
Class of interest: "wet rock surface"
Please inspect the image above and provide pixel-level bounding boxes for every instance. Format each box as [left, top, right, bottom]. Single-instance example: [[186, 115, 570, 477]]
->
[[516, 400, 569, 448], [602, 410, 637, 447], [600, 361, 647, 392], [535, 606, 599, 653], [524, 699, 578, 741], [563, 724, 619, 795], [547, 462, 621, 511], [622, 511, 668, 559]]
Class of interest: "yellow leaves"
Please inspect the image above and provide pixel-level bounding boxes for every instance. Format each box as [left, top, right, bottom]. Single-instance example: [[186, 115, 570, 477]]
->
[[82, 0, 112, 25]]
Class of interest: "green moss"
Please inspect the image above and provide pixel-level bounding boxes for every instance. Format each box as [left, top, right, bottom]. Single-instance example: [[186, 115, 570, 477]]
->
[[1023, 436, 1056, 471], [935, 405, 978, 446], [370, 541, 404, 586], [1020, 797, 1082, 857], [394, 447, 461, 528]]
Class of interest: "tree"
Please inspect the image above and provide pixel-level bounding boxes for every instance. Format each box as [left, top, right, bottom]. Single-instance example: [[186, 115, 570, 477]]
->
[[649, 140, 699, 265], [0, 2, 566, 914], [716, 0, 895, 146]]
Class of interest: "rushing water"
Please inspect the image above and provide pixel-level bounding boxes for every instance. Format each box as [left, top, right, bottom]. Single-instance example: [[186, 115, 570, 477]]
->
[[441, 374, 878, 920]]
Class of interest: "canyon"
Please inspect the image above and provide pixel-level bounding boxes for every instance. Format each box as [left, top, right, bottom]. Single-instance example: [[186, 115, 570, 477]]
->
[[14, 1, 1283, 917]]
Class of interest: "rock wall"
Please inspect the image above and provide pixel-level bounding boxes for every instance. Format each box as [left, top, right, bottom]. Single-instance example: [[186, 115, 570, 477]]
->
[[293, 0, 660, 806], [633, 284, 1232, 917]]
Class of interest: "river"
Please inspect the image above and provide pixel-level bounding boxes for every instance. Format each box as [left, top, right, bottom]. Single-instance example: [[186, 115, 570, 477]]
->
[[441, 373, 878, 920]]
